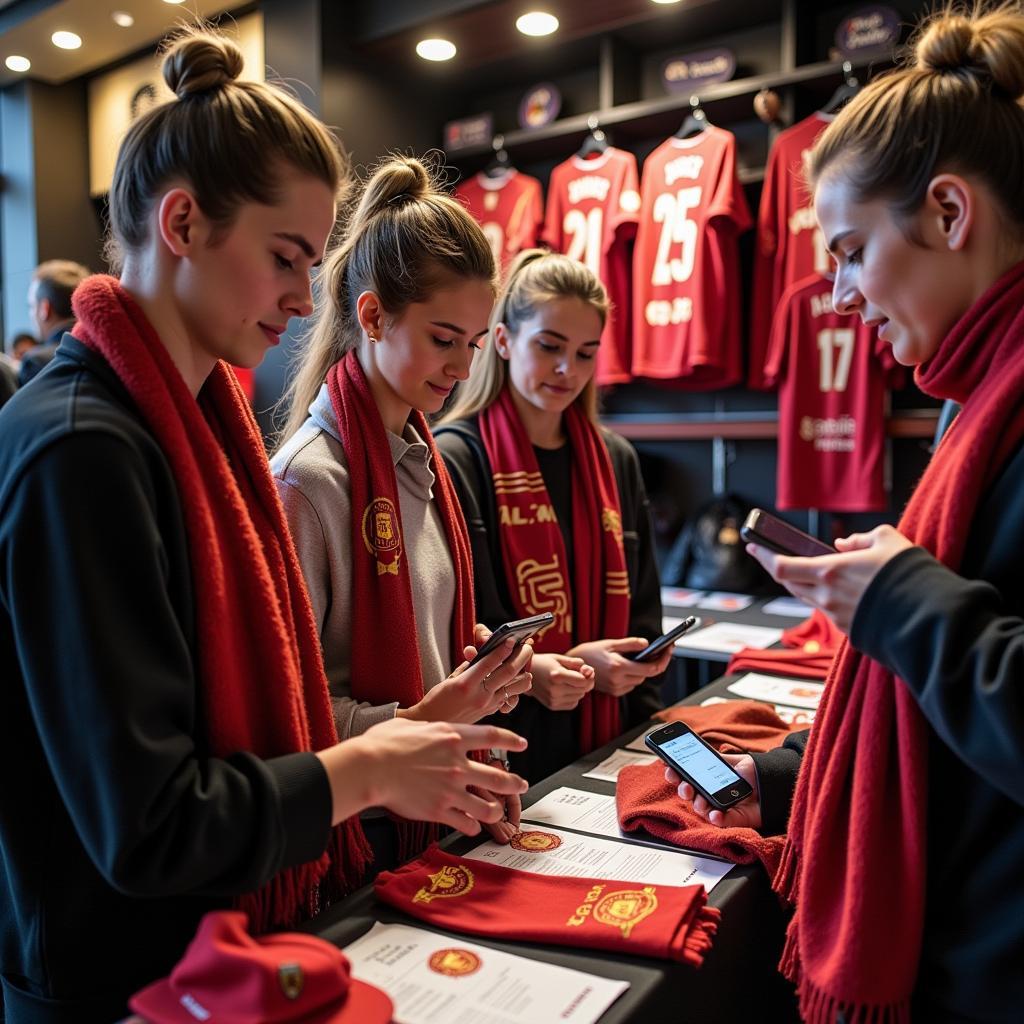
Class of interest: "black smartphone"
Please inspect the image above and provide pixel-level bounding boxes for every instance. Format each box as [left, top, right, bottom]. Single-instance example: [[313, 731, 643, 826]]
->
[[645, 721, 754, 810], [740, 508, 835, 558], [468, 613, 555, 666], [627, 616, 702, 662]]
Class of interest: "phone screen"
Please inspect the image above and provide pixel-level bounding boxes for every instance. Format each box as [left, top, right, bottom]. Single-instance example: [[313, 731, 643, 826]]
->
[[659, 731, 742, 793]]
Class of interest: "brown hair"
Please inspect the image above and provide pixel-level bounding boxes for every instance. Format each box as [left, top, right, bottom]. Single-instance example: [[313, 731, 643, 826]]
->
[[107, 27, 345, 267], [808, 3, 1024, 234], [277, 154, 497, 444], [440, 248, 609, 426], [32, 260, 91, 319]]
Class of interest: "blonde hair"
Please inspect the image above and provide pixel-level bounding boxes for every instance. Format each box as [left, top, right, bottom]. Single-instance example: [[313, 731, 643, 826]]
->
[[277, 154, 496, 444], [107, 27, 345, 267], [440, 249, 609, 426], [808, 2, 1024, 235]]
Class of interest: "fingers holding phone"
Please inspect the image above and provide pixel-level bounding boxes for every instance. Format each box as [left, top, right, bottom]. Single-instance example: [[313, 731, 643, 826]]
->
[[569, 637, 670, 698], [665, 754, 762, 830]]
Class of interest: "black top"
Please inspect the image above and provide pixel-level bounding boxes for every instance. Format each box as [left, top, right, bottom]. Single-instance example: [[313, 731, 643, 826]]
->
[[753, 440, 1024, 1022], [436, 414, 664, 783], [0, 339, 332, 1022]]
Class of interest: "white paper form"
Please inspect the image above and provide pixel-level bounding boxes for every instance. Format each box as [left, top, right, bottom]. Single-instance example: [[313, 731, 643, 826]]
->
[[465, 825, 733, 892], [344, 922, 628, 1024], [660, 586, 704, 609], [623, 724, 665, 753], [582, 748, 657, 782], [674, 622, 783, 655], [695, 591, 755, 612], [761, 596, 812, 617], [726, 672, 824, 710]]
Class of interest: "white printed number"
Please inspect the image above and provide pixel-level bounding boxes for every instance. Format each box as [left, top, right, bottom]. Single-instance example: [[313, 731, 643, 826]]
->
[[651, 187, 702, 286], [817, 328, 855, 392], [564, 208, 603, 275]]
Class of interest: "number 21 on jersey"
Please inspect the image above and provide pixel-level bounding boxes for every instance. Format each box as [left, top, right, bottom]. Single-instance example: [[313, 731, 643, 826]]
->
[[563, 208, 603, 275]]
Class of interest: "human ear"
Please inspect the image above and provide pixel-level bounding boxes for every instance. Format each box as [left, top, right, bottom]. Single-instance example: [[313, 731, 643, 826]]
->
[[493, 322, 512, 360], [156, 188, 206, 258], [924, 174, 974, 252], [355, 291, 386, 341]]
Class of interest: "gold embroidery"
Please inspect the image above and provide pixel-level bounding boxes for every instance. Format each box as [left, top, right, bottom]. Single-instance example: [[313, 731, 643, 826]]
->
[[515, 556, 570, 637], [412, 865, 475, 905], [361, 497, 403, 576]]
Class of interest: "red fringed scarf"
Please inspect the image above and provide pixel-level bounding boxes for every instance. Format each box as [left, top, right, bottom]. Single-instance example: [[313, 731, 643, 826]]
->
[[479, 387, 630, 751], [776, 260, 1024, 1023], [72, 276, 370, 931]]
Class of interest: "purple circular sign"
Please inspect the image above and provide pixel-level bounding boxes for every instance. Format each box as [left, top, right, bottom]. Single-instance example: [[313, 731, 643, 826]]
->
[[835, 6, 901, 56], [661, 48, 736, 94], [518, 83, 562, 130]]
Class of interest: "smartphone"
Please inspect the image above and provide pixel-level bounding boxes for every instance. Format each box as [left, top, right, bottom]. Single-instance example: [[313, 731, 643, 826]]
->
[[645, 721, 754, 810], [740, 508, 835, 558], [628, 616, 701, 662], [468, 613, 555, 666]]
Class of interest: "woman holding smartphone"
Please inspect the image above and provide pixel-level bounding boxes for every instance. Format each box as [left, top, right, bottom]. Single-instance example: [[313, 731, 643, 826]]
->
[[436, 250, 669, 782], [674, 7, 1024, 1021], [272, 156, 533, 865]]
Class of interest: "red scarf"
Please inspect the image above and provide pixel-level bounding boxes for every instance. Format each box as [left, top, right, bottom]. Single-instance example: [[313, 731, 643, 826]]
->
[[776, 260, 1024, 1022], [653, 699, 806, 753], [72, 276, 370, 930], [375, 844, 720, 966], [726, 610, 843, 680], [479, 388, 630, 750]]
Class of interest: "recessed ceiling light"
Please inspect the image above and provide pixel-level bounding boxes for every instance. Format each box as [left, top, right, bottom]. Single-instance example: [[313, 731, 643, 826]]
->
[[112, 11, 135, 27], [51, 31, 82, 50], [651, 0, 683, 5], [5, 55, 31, 72], [162, 0, 187, 4], [416, 38, 457, 61], [516, 11, 559, 36]]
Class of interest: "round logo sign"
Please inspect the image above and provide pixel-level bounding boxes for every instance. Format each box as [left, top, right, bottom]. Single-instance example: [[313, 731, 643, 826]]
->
[[835, 6, 901, 56], [518, 82, 562, 129], [428, 948, 482, 977], [509, 830, 563, 853]]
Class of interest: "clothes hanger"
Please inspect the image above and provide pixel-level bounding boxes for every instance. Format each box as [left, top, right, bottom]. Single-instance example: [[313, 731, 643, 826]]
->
[[576, 115, 609, 158], [820, 61, 861, 115], [483, 134, 513, 178], [675, 95, 709, 139]]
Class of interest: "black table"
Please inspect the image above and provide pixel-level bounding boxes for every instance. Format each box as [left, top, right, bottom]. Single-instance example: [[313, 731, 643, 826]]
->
[[309, 674, 799, 1023]]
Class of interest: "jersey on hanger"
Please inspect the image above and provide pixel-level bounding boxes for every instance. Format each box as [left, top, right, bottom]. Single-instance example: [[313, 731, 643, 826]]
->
[[456, 170, 544, 274], [765, 274, 901, 512], [543, 148, 641, 386], [631, 127, 752, 389], [749, 112, 834, 390]]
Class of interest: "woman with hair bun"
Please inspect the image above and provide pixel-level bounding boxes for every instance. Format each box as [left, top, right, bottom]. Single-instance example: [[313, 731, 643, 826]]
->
[[0, 30, 526, 1021], [436, 250, 668, 784], [272, 155, 533, 870], [673, 5, 1024, 1020]]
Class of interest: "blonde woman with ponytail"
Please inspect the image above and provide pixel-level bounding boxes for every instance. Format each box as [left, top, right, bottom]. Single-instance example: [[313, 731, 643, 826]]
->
[[436, 250, 668, 784], [272, 156, 533, 870]]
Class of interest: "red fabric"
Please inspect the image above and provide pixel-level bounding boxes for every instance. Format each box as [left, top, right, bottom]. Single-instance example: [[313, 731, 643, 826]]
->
[[749, 113, 833, 389], [631, 128, 751, 389], [654, 699, 804, 753], [776, 260, 1024, 1023], [617, 762, 784, 878], [543, 147, 640, 385], [765, 274, 901, 512], [375, 844, 720, 966], [456, 170, 544, 274], [72, 276, 370, 930], [727, 609, 842, 680], [479, 388, 630, 751]]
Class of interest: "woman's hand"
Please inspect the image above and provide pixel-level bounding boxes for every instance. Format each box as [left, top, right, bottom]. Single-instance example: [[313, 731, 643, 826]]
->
[[568, 638, 673, 698], [747, 525, 914, 633], [666, 753, 762, 830], [474, 757, 523, 845], [399, 624, 533, 724], [528, 652, 595, 711]]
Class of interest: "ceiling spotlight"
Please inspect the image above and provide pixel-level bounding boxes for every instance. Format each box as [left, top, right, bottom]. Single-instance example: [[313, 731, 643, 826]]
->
[[162, 0, 187, 4], [51, 31, 83, 50], [112, 11, 135, 27], [516, 11, 559, 36], [416, 38, 457, 61], [5, 55, 31, 72], [651, 0, 683, 5]]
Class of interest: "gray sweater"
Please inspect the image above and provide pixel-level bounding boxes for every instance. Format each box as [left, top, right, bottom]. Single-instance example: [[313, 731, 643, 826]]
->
[[271, 384, 456, 739]]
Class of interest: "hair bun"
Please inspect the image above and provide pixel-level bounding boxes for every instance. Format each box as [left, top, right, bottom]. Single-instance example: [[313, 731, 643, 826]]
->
[[163, 31, 245, 100], [916, 8, 1024, 101], [373, 156, 433, 206]]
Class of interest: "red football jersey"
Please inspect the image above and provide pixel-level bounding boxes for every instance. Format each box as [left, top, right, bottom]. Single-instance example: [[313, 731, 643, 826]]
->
[[631, 127, 752, 389], [765, 274, 900, 512], [542, 148, 641, 385], [749, 113, 835, 389], [457, 170, 544, 275]]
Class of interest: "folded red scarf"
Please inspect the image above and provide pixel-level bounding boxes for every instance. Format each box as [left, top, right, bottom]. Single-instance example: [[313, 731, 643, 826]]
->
[[479, 387, 630, 751], [776, 260, 1024, 1023], [617, 762, 785, 878], [72, 276, 370, 930], [374, 844, 720, 966], [654, 699, 804, 753], [726, 609, 841, 680]]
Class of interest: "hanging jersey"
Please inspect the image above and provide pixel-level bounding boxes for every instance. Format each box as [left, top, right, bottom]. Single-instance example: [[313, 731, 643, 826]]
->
[[631, 127, 752, 389], [543, 148, 641, 386], [456, 170, 544, 275], [765, 274, 900, 512], [749, 112, 835, 389]]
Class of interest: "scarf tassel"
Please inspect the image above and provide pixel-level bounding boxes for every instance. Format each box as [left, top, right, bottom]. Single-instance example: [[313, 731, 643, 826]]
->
[[772, 837, 800, 906], [674, 904, 721, 967]]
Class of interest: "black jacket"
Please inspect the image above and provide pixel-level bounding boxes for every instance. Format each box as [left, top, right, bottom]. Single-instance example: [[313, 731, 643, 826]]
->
[[0, 340, 331, 1022], [436, 415, 664, 782], [753, 440, 1024, 1022]]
